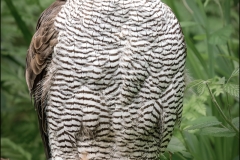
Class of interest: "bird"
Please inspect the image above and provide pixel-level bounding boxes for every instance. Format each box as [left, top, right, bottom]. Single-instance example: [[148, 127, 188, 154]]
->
[[25, 0, 186, 159]]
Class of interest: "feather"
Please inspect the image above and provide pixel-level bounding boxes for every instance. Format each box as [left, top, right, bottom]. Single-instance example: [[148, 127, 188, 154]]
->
[[25, 0, 66, 159]]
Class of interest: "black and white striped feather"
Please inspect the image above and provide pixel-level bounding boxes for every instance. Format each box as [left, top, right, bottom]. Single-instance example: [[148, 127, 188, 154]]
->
[[26, 0, 186, 159]]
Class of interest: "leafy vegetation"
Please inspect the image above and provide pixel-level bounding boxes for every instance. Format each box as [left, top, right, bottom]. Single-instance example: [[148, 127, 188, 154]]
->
[[1, 0, 239, 159]]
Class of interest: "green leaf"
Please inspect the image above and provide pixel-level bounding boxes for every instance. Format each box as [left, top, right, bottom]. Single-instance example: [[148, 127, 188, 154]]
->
[[182, 131, 199, 156], [218, 54, 239, 63], [213, 86, 224, 96], [209, 26, 233, 45], [185, 0, 208, 27], [186, 79, 204, 91], [159, 154, 168, 160], [198, 127, 236, 137], [203, 0, 210, 7], [180, 21, 198, 28], [193, 34, 206, 41], [233, 155, 239, 160], [232, 117, 239, 129], [185, 116, 221, 130], [197, 82, 206, 95], [215, 77, 225, 85], [4, 0, 32, 43], [223, 83, 239, 98], [166, 136, 192, 158], [230, 68, 239, 78], [1, 138, 32, 160], [184, 38, 208, 78], [166, 136, 186, 153], [209, 77, 225, 96]]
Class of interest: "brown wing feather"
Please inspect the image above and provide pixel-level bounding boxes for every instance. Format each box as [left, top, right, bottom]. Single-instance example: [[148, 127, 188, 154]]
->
[[25, 0, 66, 159]]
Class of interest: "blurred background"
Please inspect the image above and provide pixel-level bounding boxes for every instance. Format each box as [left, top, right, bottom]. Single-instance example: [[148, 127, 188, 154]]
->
[[1, 0, 239, 159]]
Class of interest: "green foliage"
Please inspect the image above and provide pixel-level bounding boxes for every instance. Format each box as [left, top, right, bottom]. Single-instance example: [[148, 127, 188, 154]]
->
[[232, 117, 239, 129], [1, 138, 32, 160], [1, 0, 50, 159], [166, 136, 192, 158], [209, 26, 233, 45], [224, 83, 239, 98], [198, 127, 235, 137], [162, 0, 239, 159], [184, 116, 222, 131], [1, 0, 239, 160]]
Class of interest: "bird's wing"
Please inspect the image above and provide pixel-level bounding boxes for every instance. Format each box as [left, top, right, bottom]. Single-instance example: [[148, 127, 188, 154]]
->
[[25, 0, 66, 159]]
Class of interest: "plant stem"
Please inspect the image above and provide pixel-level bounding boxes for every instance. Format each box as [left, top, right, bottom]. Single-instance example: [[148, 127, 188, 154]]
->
[[205, 82, 239, 138]]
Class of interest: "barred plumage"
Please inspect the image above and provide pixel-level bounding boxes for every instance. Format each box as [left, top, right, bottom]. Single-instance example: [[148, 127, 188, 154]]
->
[[25, 0, 186, 159]]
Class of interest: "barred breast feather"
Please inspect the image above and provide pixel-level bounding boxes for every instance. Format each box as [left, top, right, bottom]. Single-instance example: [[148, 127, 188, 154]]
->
[[25, 0, 186, 160]]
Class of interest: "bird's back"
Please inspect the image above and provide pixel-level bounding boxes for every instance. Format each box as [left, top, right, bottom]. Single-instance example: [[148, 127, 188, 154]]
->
[[26, 0, 186, 159]]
